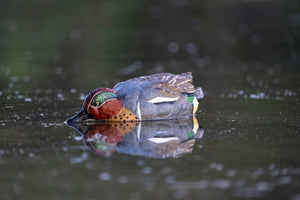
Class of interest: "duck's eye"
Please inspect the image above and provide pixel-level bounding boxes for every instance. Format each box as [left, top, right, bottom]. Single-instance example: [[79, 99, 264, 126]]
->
[[90, 92, 117, 108]]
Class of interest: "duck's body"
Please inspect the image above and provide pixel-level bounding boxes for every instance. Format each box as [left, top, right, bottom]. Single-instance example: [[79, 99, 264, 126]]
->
[[67, 72, 204, 123]]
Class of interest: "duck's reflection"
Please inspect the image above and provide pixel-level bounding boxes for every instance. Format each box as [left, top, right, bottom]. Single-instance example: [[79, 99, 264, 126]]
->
[[67, 117, 204, 158]]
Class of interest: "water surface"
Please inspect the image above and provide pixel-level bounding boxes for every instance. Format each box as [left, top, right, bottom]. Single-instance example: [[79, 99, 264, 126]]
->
[[0, 0, 299, 200]]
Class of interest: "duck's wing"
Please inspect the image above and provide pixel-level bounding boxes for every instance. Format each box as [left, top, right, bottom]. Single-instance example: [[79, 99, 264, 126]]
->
[[113, 73, 198, 120], [113, 72, 202, 104], [139, 72, 202, 103], [141, 72, 196, 94], [154, 72, 204, 100]]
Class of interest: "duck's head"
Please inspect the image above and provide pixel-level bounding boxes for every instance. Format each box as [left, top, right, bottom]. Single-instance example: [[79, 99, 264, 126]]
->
[[67, 88, 122, 123]]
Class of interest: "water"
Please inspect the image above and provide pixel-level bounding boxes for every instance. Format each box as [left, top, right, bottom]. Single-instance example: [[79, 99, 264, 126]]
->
[[0, 0, 300, 200]]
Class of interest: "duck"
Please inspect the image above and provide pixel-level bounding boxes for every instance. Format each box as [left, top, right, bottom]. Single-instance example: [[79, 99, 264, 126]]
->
[[66, 72, 204, 123]]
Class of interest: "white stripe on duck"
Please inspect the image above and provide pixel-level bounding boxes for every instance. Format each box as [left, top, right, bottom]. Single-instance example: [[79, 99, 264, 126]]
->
[[147, 96, 179, 104]]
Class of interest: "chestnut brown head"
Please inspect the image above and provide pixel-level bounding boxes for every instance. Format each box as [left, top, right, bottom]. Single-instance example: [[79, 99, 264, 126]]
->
[[67, 88, 122, 123]]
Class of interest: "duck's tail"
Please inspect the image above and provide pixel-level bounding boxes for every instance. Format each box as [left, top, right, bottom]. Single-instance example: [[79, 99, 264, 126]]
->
[[195, 87, 204, 101]]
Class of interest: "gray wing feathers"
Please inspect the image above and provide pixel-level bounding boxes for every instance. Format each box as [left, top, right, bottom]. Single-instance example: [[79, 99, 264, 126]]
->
[[144, 72, 196, 94], [112, 72, 201, 120]]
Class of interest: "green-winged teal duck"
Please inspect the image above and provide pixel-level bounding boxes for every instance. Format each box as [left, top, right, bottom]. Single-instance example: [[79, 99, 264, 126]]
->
[[67, 72, 203, 123]]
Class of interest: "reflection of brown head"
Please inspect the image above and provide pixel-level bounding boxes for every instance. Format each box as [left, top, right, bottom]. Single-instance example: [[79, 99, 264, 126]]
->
[[83, 124, 121, 156], [86, 124, 123, 145], [83, 122, 137, 156]]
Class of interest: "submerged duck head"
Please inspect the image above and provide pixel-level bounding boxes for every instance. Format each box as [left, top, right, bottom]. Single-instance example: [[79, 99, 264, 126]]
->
[[67, 88, 122, 123], [67, 72, 204, 123]]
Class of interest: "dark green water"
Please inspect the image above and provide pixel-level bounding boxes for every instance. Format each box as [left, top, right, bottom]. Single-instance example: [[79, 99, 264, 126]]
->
[[0, 1, 299, 199]]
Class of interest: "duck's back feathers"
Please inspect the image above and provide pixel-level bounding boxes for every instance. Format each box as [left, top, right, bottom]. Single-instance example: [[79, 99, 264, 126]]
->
[[134, 72, 196, 94], [113, 72, 203, 120]]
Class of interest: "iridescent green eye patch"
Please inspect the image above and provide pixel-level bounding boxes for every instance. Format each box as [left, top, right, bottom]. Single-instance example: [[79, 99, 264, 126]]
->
[[91, 92, 117, 108]]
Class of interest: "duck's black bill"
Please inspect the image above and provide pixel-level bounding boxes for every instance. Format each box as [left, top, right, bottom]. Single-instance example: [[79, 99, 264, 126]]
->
[[66, 108, 89, 124]]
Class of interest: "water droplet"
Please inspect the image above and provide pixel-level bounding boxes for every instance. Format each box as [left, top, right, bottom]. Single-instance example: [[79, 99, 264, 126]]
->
[[74, 136, 82, 141], [19, 149, 25, 154], [227, 169, 237, 177], [28, 152, 35, 158], [165, 175, 175, 184], [24, 98, 32, 102], [70, 88, 77, 93], [184, 42, 198, 54], [251, 168, 264, 178], [79, 93, 86, 100], [168, 42, 180, 53], [255, 182, 271, 192], [142, 166, 152, 174], [196, 58, 206, 68], [57, 93, 65, 101], [238, 90, 244, 95], [269, 163, 276, 170], [209, 162, 223, 171], [99, 172, 111, 181]]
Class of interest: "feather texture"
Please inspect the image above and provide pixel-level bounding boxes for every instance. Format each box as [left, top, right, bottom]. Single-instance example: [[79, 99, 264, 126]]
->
[[113, 72, 203, 120]]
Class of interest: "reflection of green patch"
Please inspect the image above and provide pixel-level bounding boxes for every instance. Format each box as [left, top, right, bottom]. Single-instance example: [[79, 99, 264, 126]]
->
[[91, 141, 115, 152], [188, 130, 194, 138]]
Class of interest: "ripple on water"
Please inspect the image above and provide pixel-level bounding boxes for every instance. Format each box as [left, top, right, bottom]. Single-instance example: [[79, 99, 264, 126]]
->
[[278, 176, 292, 185], [117, 176, 129, 184], [70, 152, 89, 164], [211, 179, 232, 190], [255, 182, 272, 192], [209, 162, 223, 171], [227, 169, 237, 177], [251, 168, 264, 178], [220, 89, 298, 101], [136, 159, 145, 166], [160, 167, 172, 175], [142, 166, 153, 174]]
